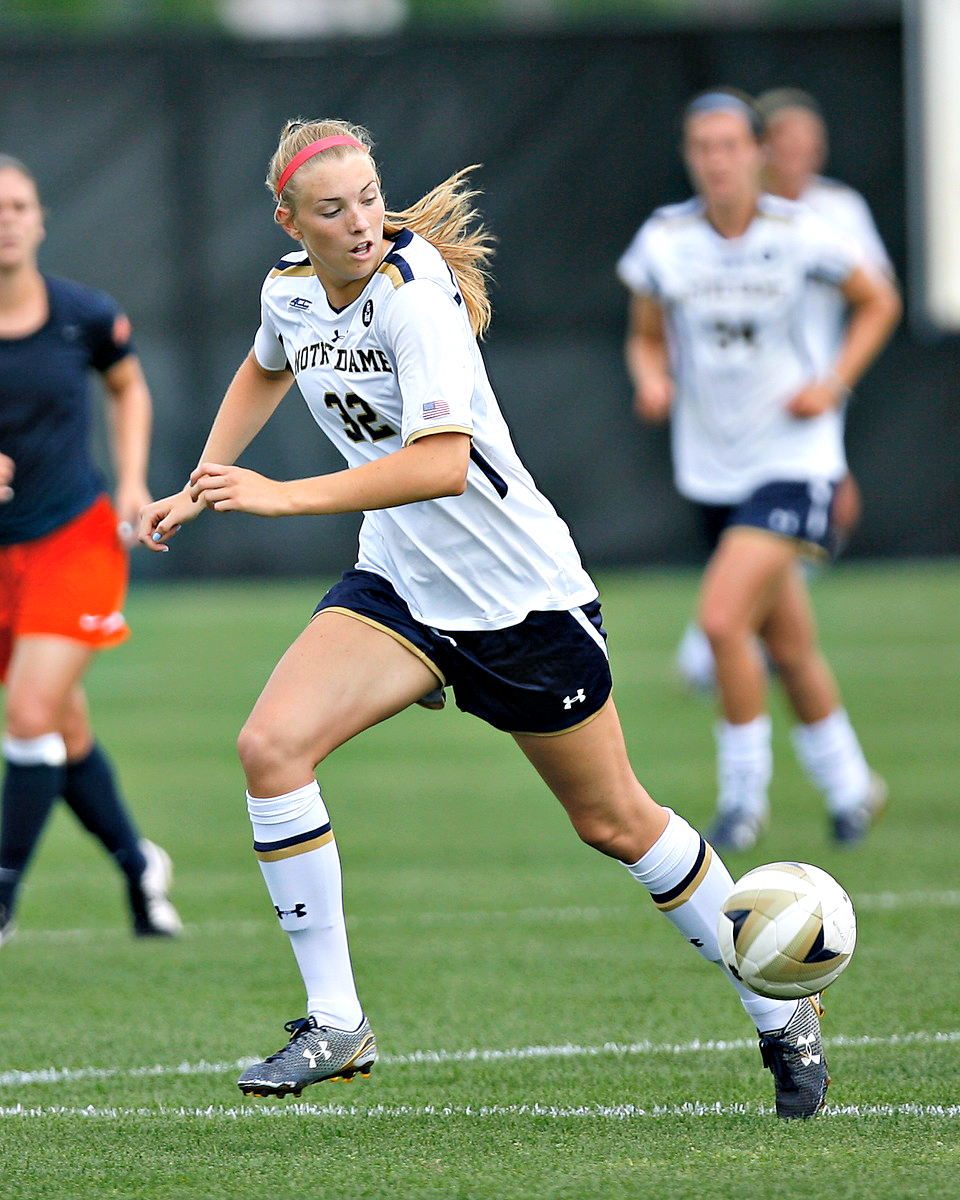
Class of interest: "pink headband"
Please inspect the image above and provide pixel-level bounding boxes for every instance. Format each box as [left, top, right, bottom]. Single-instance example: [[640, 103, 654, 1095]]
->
[[275, 135, 366, 199]]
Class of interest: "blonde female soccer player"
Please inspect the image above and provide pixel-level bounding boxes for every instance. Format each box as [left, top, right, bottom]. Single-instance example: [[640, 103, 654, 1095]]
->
[[618, 91, 900, 853], [0, 155, 180, 945], [141, 118, 829, 1117]]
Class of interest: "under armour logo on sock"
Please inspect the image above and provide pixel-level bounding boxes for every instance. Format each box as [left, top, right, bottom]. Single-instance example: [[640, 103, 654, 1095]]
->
[[274, 903, 307, 920]]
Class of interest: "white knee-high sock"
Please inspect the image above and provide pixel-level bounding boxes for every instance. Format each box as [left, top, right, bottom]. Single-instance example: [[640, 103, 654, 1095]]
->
[[247, 781, 362, 1030], [715, 715, 772, 818], [675, 621, 716, 691], [625, 809, 797, 1033], [791, 708, 872, 814]]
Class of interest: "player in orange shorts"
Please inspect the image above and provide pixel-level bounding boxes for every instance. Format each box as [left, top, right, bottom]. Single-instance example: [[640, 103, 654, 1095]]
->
[[0, 154, 180, 945]]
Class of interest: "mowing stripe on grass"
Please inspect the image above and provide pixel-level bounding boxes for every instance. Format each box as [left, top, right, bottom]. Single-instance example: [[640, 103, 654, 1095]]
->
[[1, 1101, 959, 1121], [11, 888, 960, 946], [2, 1029, 957, 1089]]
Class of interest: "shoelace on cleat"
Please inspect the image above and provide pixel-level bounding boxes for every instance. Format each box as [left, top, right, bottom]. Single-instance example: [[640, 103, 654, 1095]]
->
[[758, 1033, 799, 1089], [261, 1016, 317, 1062]]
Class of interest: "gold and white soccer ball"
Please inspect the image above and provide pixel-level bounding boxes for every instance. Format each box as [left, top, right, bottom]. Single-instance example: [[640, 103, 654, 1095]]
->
[[717, 861, 857, 999]]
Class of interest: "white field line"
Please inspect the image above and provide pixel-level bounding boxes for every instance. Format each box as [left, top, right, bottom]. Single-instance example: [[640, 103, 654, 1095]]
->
[[1, 1101, 959, 1121], [12, 889, 960, 945], [1, 1029, 958, 1091]]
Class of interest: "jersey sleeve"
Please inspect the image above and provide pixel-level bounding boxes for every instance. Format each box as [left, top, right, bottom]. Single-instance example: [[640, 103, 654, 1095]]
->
[[616, 221, 659, 297], [253, 321, 289, 372], [378, 279, 475, 445], [801, 209, 864, 287], [253, 283, 290, 372], [82, 288, 135, 374], [846, 190, 895, 279]]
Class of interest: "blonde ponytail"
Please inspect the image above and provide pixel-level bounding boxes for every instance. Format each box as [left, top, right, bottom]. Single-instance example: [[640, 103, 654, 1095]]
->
[[385, 167, 495, 339]]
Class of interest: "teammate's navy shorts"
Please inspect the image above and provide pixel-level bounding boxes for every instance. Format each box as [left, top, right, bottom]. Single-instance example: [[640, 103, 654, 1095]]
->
[[314, 569, 612, 736], [697, 479, 839, 558]]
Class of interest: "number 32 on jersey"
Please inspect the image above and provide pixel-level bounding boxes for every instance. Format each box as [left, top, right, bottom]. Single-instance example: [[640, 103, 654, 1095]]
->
[[324, 392, 397, 443]]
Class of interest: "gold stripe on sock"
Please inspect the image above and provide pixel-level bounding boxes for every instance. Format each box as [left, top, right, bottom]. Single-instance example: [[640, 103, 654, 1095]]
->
[[653, 843, 714, 912], [254, 830, 335, 862]]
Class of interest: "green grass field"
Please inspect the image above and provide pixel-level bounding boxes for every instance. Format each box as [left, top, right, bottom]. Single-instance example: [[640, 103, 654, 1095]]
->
[[1, 562, 957, 1200]]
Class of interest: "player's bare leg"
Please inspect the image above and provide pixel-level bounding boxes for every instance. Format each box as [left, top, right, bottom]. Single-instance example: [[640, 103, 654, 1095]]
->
[[239, 610, 438, 798], [514, 700, 805, 1075], [513, 698, 666, 863], [3, 635, 92, 743], [697, 529, 798, 850], [760, 559, 837, 724], [236, 612, 438, 1097], [762, 558, 884, 842], [698, 528, 798, 724], [831, 472, 862, 553]]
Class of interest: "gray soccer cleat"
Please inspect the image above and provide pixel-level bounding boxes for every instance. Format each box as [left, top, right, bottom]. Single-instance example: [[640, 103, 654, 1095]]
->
[[706, 808, 767, 853], [759, 994, 830, 1119], [129, 839, 183, 937], [238, 1015, 377, 1098], [831, 771, 888, 844]]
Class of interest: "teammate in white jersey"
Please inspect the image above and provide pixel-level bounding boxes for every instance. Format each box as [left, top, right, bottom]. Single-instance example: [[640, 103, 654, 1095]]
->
[[618, 90, 900, 853], [758, 86, 898, 545], [668, 89, 899, 697], [139, 117, 832, 1117]]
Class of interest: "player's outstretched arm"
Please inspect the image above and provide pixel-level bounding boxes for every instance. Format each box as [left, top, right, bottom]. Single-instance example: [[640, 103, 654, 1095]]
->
[[138, 351, 293, 550], [138, 486, 205, 551], [103, 354, 153, 545], [787, 265, 901, 418], [625, 295, 674, 422], [190, 430, 471, 519]]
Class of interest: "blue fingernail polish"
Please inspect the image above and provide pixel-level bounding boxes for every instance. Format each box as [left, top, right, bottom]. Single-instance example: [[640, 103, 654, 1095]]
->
[[152, 532, 162, 542]]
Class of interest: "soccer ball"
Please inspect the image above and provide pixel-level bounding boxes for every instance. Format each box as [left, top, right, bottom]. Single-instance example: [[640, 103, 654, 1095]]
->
[[717, 861, 857, 1000]]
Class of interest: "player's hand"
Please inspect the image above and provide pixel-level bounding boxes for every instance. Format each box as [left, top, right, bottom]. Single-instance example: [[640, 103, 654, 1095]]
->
[[138, 486, 204, 551], [115, 481, 153, 547], [786, 380, 842, 419], [634, 375, 673, 423], [0, 452, 14, 503], [189, 463, 290, 517]]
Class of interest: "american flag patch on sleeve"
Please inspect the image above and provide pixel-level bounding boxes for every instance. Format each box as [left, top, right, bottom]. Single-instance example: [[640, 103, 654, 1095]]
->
[[422, 400, 451, 419]]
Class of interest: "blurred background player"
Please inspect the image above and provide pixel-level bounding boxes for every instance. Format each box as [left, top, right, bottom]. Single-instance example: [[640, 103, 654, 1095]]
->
[[0, 155, 181, 946], [617, 90, 900, 850], [142, 118, 831, 1117], [671, 87, 900, 696]]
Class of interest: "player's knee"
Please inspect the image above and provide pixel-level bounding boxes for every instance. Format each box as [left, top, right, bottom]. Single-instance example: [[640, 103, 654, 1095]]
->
[[3, 695, 62, 742], [237, 715, 332, 782], [237, 718, 283, 780], [570, 811, 639, 861], [699, 602, 742, 650]]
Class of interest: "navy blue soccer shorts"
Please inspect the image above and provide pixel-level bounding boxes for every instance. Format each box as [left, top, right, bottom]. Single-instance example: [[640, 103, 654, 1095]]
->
[[313, 570, 613, 736], [697, 479, 839, 559]]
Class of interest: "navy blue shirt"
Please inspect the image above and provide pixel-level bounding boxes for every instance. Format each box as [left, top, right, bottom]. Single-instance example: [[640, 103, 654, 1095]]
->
[[0, 275, 132, 544]]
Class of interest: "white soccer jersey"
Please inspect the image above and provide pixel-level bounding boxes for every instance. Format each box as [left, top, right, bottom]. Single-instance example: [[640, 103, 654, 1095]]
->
[[254, 228, 597, 631], [617, 194, 864, 504], [796, 176, 894, 371]]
